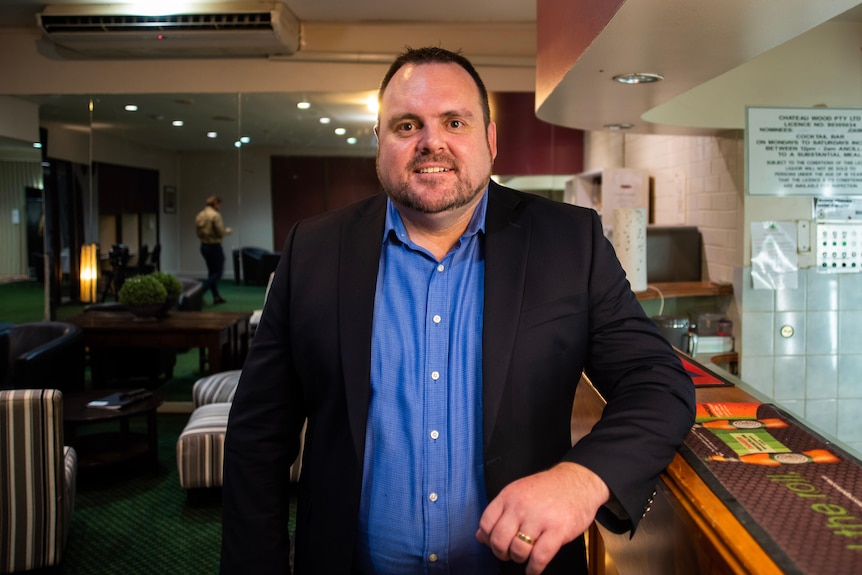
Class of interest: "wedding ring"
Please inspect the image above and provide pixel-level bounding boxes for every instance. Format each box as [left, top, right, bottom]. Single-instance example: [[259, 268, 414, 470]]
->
[[516, 531, 535, 545]]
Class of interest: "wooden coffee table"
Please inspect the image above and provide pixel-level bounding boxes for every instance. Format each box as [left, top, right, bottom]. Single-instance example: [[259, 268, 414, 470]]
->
[[63, 388, 164, 471]]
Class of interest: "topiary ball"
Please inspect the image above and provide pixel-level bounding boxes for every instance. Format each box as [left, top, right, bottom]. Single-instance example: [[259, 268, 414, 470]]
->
[[150, 271, 183, 297], [118, 274, 168, 306]]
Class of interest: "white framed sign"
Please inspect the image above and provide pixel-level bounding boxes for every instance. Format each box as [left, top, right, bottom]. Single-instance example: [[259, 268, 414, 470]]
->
[[746, 107, 862, 196]]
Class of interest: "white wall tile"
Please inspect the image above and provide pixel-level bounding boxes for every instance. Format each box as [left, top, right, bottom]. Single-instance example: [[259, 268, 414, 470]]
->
[[806, 272, 839, 311], [838, 354, 862, 398], [741, 312, 774, 355], [805, 355, 837, 400], [774, 356, 805, 400], [774, 312, 805, 356], [838, 273, 862, 310], [740, 356, 773, 397], [806, 311, 838, 355], [838, 310, 862, 354], [837, 399, 862, 441], [805, 399, 838, 436]]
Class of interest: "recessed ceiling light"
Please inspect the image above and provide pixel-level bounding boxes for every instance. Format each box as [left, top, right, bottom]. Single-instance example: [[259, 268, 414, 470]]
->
[[346, 137, 357, 145], [297, 101, 311, 110], [334, 128, 346, 136], [207, 131, 218, 138], [612, 73, 664, 84], [32, 142, 42, 149], [172, 120, 184, 127], [603, 123, 635, 131], [240, 136, 250, 144], [124, 104, 138, 112], [319, 117, 331, 124]]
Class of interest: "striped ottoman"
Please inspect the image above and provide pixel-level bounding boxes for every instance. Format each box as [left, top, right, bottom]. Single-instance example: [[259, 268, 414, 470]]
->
[[176, 402, 232, 489]]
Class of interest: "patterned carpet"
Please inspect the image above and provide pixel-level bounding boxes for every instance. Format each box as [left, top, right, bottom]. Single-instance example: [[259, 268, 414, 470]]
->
[[59, 413, 297, 574], [61, 414, 224, 574]]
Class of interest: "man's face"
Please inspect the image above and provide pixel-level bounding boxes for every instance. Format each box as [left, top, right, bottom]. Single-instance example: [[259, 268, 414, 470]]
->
[[375, 62, 497, 215]]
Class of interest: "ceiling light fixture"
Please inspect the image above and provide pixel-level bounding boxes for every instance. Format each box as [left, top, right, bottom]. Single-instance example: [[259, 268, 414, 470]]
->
[[207, 131, 218, 139], [319, 117, 331, 124], [604, 123, 635, 131], [297, 101, 311, 110], [172, 120, 184, 127], [32, 142, 42, 149], [240, 136, 250, 144], [334, 128, 346, 136], [124, 104, 138, 112], [346, 137, 357, 145], [612, 72, 664, 84]]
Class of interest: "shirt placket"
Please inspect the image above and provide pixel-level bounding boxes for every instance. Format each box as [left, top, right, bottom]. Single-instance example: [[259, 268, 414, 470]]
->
[[424, 258, 451, 571]]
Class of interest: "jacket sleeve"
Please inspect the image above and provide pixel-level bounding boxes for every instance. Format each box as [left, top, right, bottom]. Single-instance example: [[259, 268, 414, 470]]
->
[[563, 209, 695, 533], [220, 225, 305, 574]]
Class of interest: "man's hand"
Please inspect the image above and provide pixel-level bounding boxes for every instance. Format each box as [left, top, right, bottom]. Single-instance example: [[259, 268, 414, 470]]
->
[[476, 462, 610, 575]]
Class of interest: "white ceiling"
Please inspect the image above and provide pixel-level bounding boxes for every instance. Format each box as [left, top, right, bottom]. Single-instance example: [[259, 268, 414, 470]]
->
[[2, 0, 862, 154]]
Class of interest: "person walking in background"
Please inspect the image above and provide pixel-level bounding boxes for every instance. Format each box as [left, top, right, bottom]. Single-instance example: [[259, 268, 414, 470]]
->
[[221, 47, 695, 575], [195, 195, 232, 305]]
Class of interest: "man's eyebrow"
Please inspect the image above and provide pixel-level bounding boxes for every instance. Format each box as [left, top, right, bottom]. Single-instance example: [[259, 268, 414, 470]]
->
[[386, 109, 476, 126]]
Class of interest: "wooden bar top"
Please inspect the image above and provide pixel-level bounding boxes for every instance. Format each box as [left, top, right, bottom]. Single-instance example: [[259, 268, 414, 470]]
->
[[573, 357, 784, 574]]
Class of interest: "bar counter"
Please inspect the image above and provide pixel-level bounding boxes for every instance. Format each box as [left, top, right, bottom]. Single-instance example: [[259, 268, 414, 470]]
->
[[573, 353, 859, 575]]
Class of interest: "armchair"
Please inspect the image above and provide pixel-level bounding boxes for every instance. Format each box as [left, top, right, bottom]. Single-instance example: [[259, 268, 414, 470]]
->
[[0, 389, 77, 574], [0, 322, 85, 393], [240, 247, 281, 286]]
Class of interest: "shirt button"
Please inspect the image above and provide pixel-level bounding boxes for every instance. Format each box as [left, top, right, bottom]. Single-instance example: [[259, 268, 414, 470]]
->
[[429, 492, 438, 502], [432, 314, 442, 324], [429, 553, 439, 562], [431, 371, 440, 381], [430, 430, 439, 440], [437, 264, 445, 273]]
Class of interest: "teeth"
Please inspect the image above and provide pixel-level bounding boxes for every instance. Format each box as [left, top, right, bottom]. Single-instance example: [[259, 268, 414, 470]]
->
[[417, 167, 450, 173]]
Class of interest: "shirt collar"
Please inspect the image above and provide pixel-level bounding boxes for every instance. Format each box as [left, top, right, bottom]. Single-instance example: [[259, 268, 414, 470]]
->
[[383, 186, 489, 246]]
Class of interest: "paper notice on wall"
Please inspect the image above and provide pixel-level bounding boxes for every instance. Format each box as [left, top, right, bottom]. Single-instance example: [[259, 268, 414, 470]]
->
[[751, 221, 798, 289]]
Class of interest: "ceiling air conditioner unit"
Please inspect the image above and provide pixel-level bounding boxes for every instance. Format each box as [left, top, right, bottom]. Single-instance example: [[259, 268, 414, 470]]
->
[[37, 2, 300, 58]]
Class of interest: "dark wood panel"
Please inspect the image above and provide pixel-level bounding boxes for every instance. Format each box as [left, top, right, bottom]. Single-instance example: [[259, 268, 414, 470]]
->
[[270, 156, 379, 250]]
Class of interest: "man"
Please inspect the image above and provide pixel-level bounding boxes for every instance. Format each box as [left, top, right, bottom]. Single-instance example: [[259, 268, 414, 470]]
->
[[221, 47, 694, 575], [195, 195, 232, 305]]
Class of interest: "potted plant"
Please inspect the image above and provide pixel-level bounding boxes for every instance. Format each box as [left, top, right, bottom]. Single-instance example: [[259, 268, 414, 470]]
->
[[150, 272, 183, 314], [118, 275, 168, 319]]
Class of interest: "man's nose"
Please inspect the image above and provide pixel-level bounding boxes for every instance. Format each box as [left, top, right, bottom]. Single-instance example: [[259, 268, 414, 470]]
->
[[418, 124, 446, 152]]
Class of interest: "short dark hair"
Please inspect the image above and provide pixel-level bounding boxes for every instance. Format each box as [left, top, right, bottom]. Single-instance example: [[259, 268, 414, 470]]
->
[[378, 47, 491, 126]]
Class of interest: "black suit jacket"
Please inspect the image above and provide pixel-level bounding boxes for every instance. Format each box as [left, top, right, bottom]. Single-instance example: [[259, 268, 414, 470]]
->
[[221, 182, 695, 575]]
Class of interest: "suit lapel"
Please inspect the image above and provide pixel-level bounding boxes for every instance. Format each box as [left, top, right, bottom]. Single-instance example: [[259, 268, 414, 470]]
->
[[338, 194, 387, 466], [482, 183, 530, 449]]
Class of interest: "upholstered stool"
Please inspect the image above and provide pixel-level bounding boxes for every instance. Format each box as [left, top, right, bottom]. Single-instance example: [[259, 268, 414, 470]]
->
[[191, 370, 240, 407], [177, 369, 305, 490], [176, 370, 241, 490], [176, 402, 232, 489]]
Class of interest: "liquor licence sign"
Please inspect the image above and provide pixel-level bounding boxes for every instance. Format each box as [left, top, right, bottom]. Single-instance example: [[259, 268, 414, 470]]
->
[[746, 107, 862, 196]]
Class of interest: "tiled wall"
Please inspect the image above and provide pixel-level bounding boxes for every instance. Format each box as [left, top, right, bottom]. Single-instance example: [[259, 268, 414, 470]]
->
[[585, 130, 862, 456], [738, 267, 862, 455]]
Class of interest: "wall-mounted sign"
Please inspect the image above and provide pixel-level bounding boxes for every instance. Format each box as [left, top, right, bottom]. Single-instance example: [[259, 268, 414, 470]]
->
[[746, 107, 862, 196]]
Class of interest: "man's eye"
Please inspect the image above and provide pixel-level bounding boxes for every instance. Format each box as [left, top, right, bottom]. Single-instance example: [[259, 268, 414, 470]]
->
[[397, 122, 415, 132], [449, 120, 462, 129]]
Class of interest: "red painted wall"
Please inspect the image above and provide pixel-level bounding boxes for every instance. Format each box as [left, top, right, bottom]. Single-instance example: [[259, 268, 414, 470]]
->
[[491, 92, 584, 176]]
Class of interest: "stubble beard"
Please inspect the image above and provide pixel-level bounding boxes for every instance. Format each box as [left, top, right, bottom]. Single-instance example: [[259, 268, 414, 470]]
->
[[379, 153, 491, 215]]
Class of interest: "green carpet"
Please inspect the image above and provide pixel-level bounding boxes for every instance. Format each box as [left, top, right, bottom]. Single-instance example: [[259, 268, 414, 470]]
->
[[60, 414, 298, 574], [62, 414, 223, 574]]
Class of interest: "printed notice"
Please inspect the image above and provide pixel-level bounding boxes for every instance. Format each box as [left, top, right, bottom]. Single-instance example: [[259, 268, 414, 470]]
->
[[746, 107, 862, 196]]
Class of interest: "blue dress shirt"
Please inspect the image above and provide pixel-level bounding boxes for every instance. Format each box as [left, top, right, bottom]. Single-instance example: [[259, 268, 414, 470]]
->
[[355, 191, 499, 574]]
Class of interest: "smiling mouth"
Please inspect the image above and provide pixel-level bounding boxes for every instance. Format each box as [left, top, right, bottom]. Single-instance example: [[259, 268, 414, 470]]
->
[[416, 167, 452, 174]]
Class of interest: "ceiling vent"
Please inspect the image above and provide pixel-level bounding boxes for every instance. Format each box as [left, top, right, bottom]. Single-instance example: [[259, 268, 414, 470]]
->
[[36, 2, 300, 58]]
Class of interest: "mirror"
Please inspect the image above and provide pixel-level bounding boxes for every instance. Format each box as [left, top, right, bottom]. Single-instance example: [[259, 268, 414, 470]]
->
[[3, 89, 571, 319]]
